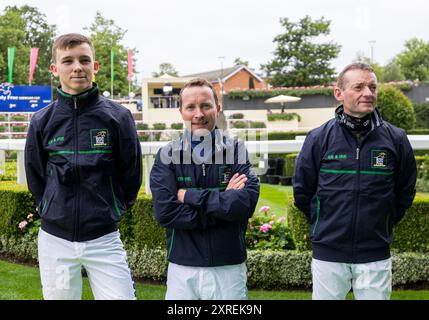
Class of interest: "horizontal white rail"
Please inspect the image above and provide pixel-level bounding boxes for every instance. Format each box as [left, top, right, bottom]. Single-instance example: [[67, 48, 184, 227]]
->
[[2, 135, 429, 194]]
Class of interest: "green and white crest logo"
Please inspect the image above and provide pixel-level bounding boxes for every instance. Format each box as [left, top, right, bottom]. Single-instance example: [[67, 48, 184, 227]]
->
[[90, 129, 110, 148], [371, 150, 388, 168]]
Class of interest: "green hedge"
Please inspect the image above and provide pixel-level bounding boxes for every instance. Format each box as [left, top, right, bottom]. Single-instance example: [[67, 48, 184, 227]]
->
[[287, 195, 429, 253], [407, 128, 429, 134], [0, 236, 427, 289], [267, 113, 301, 122]]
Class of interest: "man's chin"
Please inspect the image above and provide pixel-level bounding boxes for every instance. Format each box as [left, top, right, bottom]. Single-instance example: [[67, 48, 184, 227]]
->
[[191, 126, 212, 136]]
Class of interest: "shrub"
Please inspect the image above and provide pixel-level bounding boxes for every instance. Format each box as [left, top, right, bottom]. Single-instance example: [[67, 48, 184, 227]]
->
[[0, 182, 36, 238], [285, 153, 299, 176], [0, 115, 7, 121], [407, 128, 429, 134], [249, 121, 266, 128], [288, 195, 429, 252], [267, 131, 308, 140], [413, 102, 429, 128], [11, 126, 26, 132], [232, 121, 247, 129], [0, 126, 6, 132], [152, 123, 166, 130], [246, 206, 295, 251], [11, 115, 26, 121], [136, 123, 149, 130], [170, 123, 183, 130], [230, 113, 244, 119], [377, 86, 416, 130], [267, 113, 301, 122]]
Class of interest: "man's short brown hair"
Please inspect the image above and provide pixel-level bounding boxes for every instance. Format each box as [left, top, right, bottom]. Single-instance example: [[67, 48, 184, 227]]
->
[[52, 33, 95, 62], [179, 78, 219, 108], [337, 63, 375, 90]]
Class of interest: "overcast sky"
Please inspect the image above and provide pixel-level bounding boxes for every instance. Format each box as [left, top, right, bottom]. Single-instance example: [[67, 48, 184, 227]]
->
[[1, 0, 428, 82]]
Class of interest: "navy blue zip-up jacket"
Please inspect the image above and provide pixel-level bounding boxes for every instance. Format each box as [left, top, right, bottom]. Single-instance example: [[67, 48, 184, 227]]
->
[[25, 85, 142, 242], [293, 106, 416, 263], [150, 130, 260, 267]]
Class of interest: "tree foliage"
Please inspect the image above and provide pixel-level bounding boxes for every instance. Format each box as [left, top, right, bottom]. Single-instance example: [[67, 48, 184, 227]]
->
[[261, 16, 340, 87], [0, 5, 56, 85], [152, 62, 179, 77], [85, 11, 139, 98], [396, 38, 429, 81]]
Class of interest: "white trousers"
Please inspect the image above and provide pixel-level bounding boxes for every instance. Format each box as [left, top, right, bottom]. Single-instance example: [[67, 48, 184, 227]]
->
[[166, 262, 248, 300], [312, 258, 392, 300], [38, 228, 136, 300]]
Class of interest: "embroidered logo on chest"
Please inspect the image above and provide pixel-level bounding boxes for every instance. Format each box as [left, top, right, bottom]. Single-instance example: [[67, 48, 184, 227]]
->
[[219, 165, 232, 186], [371, 149, 388, 168], [90, 129, 110, 148]]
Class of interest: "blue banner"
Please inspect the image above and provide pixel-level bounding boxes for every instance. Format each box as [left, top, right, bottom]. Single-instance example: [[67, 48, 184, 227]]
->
[[0, 84, 52, 112]]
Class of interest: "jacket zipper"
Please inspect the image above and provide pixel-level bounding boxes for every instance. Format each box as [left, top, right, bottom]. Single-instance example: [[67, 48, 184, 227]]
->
[[351, 145, 361, 262], [73, 98, 80, 241], [201, 162, 212, 265]]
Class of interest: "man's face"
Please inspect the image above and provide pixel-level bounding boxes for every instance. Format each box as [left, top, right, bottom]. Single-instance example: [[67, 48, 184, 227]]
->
[[334, 69, 378, 118], [180, 86, 220, 135], [50, 43, 99, 95]]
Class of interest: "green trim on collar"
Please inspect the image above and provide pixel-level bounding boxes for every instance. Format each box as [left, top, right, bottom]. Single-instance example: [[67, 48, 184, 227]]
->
[[57, 86, 98, 99]]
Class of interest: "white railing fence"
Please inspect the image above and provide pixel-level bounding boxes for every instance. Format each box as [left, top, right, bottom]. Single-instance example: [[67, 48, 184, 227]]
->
[[1, 135, 429, 195]]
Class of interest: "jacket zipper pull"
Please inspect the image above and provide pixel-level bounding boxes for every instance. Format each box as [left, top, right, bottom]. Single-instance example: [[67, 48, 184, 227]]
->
[[202, 163, 206, 177], [356, 147, 360, 160], [74, 98, 77, 110]]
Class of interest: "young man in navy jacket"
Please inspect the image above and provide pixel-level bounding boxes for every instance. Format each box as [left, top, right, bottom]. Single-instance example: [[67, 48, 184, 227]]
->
[[150, 78, 260, 300], [25, 33, 141, 299], [293, 63, 416, 300]]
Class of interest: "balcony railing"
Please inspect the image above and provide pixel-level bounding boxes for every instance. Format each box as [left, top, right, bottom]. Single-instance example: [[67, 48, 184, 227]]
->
[[150, 96, 180, 109]]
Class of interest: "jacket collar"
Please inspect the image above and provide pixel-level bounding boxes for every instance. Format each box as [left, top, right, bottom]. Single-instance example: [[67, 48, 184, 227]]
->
[[335, 105, 383, 131], [57, 83, 100, 109]]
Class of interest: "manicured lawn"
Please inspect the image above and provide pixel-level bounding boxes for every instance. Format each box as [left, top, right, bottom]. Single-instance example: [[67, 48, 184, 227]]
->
[[255, 183, 293, 216], [1, 259, 428, 300]]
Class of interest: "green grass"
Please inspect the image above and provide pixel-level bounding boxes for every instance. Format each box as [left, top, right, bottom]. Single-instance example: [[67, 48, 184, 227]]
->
[[255, 184, 293, 216], [1, 259, 428, 300]]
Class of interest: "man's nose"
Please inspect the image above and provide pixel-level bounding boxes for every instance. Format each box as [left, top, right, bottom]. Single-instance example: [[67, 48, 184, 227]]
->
[[193, 107, 204, 118], [72, 62, 83, 72], [363, 86, 375, 96]]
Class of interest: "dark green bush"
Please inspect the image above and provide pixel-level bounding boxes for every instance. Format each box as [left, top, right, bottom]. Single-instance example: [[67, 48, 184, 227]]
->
[[230, 113, 244, 119], [136, 123, 149, 130], [377, 86, 416, 130], [267, 131, 308, 140], [11, 126, 26, 132], [232, 121, 247, 129], [267, 113, 301, 122], [407, 128, 429, 134], [285, 153, 299, 176], [288, 195, 429, 252], [249, 121, 266, 128], [413, 102, 429, 128], [152, 123, 166, 130], [0, 182, 36, 238], [11, 115, 26, 121], [170, 123, 183, 130]]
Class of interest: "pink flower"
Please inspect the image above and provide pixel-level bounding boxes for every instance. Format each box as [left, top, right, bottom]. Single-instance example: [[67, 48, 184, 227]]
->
[[277, 217, 286, 223], [18, 220, 28, 230], [269, 220, 275, 225], [259, 223, 272, 233], [259, 206, 270, 213], [27, 213, 33, 219]]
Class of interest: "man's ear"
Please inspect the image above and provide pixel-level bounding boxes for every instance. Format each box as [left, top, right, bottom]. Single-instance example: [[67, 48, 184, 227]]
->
[[334, 87, 344, 102], [49, 63, 58, 78], [93, 61, 100, 74]]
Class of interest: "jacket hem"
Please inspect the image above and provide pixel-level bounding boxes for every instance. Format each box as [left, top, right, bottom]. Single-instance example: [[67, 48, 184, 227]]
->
[[312, 243, 391, 263], [41, 220, 118, 242]]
